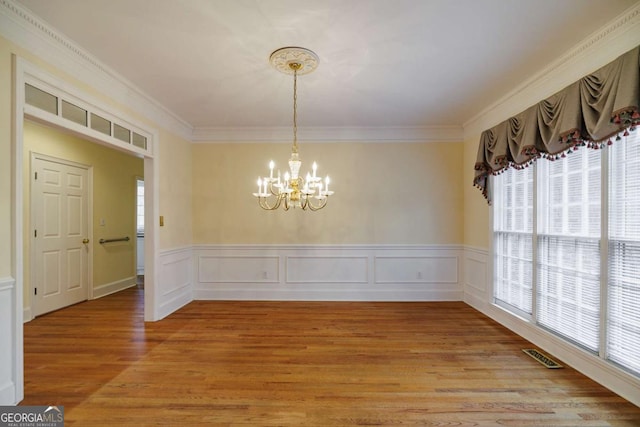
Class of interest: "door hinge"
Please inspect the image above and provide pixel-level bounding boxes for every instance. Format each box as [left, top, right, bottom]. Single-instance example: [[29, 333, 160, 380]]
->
[[34, 229, 37, 238], [34, 171, 38, 180]]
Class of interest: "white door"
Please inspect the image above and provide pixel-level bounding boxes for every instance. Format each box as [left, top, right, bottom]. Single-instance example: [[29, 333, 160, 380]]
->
[[32, 156, 89, 316]]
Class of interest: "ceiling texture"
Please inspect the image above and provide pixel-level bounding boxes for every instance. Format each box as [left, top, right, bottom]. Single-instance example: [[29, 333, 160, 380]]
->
[[14, 0, 640, 141]]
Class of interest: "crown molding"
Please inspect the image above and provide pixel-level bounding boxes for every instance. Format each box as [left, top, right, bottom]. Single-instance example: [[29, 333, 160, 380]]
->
[[192, 125, 463, 143], [463, 2, 640, 138], [0, 0, 193, 141]]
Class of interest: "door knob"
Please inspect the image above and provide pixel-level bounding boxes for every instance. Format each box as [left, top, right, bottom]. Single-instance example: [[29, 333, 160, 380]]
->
[[82, 238, 90, 244]]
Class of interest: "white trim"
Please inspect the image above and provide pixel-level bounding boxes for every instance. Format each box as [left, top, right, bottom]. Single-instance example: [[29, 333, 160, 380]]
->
[[21, 60, 154, 157], [0, 0, 193, 141], [11, 54, 25, 405], [192, 243, 462, 251], [157, 247, 192, 320], [0, 276, 17, 404], [464, 3, 640, 137], [22, 307, 31, 323], [92, 276, 137, 299], [192, 125, 463, 143], [194, 244, 463, 302]]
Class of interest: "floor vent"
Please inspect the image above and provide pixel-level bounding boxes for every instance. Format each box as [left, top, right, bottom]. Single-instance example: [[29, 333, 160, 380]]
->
[[522, 349, 563, 369]]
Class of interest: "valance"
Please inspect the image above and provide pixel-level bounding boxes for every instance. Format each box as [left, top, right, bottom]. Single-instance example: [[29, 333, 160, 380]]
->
[[474, 46, 640, 204]]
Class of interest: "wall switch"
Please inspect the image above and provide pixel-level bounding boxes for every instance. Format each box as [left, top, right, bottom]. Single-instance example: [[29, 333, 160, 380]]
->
[[100, 218, 105, 226], [159, 215, 164, 226]]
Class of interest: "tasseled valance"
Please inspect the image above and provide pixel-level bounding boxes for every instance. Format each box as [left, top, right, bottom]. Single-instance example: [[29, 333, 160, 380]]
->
[[474, 46, 640, 204]]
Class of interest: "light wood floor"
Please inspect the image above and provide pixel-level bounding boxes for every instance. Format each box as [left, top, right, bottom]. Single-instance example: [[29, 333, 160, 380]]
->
[[22, 286, 640, 426]]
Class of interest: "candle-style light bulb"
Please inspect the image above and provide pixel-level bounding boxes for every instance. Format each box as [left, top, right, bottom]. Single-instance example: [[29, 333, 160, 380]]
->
[[269, 160, 274, 179], [257, 178, 262, 195], [325, 176, 330, 192], [312, 162, 317, 178]]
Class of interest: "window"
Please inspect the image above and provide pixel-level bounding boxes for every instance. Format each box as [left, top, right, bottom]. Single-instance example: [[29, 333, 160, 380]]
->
[[136, 179, 144, 235], [537, 148, 601, 351], [493, 131, 640, 377], [608, 132, 640, 373], [493, 166, 533, 317]]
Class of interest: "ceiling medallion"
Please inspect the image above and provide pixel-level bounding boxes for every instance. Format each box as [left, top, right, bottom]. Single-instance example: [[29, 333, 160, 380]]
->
[[269, 46, 319, 75]]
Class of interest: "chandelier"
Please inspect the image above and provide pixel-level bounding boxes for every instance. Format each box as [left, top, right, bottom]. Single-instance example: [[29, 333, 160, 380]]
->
[[253, 47, 334, 211]]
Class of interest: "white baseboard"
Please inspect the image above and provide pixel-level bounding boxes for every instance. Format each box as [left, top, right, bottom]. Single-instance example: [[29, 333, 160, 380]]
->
[[0, 276, 18, 405], [22, 307, 32, 323], [92, 276, 137, 299], [0, 380, 16, 406], [195, 286, 462, 301]]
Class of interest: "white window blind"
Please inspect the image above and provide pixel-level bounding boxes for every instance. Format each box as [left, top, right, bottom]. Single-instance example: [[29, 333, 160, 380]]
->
[[493, 167, 533, 315], [608, 131, 640, 374], [136, 179, 144, 234], [537, 148, 601, 351]]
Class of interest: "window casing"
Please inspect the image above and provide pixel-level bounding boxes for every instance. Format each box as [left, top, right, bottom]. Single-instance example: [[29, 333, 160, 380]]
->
[[493, 131, 640, 377]]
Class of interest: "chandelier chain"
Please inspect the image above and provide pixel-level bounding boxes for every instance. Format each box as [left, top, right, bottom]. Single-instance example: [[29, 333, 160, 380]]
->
[[293, 68, 298, 154]]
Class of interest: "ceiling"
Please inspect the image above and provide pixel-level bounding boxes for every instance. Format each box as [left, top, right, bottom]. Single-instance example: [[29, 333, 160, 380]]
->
[[15, 0, 639, 136]]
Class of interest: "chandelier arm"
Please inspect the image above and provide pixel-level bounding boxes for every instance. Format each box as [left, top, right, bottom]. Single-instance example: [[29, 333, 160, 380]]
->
[[306, 197, 328, 211], [258, 195, 282, 210]]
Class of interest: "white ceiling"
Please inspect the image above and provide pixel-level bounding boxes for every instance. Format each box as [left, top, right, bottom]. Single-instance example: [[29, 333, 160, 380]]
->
[[15, 0, 640, 136]]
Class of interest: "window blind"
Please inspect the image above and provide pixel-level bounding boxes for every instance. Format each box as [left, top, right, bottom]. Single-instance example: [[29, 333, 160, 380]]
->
[[608, 131, 640, 374], [537, 148, 601, 351], [494, 167, 533, 315]]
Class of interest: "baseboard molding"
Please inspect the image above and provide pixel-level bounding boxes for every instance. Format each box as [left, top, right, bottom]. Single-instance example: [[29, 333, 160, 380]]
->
[[462, 245, 640, 408], [92, 276, 137, 299], [194, 244, 463, 302], [22, 307, 32, 323], [0, 380, 16, 406], [0, 276, 18, 405], [195, 287, 462, 301]]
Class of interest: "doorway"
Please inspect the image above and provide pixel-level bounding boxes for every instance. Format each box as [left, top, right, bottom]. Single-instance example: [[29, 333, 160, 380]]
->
[[136, 178, 145, 286]]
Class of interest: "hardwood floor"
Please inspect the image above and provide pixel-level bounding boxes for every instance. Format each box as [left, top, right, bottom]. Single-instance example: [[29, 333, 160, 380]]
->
[[22, 287, 640, 426]]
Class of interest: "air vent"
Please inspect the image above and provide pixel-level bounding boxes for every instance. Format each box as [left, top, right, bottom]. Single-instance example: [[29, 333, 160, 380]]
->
[[522, 349, 563, 369]]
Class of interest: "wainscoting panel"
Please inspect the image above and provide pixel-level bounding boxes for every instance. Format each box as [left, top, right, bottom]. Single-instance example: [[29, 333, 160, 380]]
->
[[194, 245, 463, 301], [157, 247, 192, 319], [0, 277, 17, 404], [199, 256, 280, 283], [286, 256, 368, 284], [375, 256, 458, 284], [463, 246, 489, 310]]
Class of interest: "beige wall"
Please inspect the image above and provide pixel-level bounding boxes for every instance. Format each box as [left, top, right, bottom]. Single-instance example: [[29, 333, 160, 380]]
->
[[23, 121, 143, 306], [159, 132, 192, 249], [193, 141, 463, 245], [463, 133, 490, 248], [0, 37, 13, 278]]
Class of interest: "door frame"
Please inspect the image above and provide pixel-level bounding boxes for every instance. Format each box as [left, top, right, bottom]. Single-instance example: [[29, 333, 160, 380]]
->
[[12, 56, 161, 404], [30, 152, 94, 316]]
